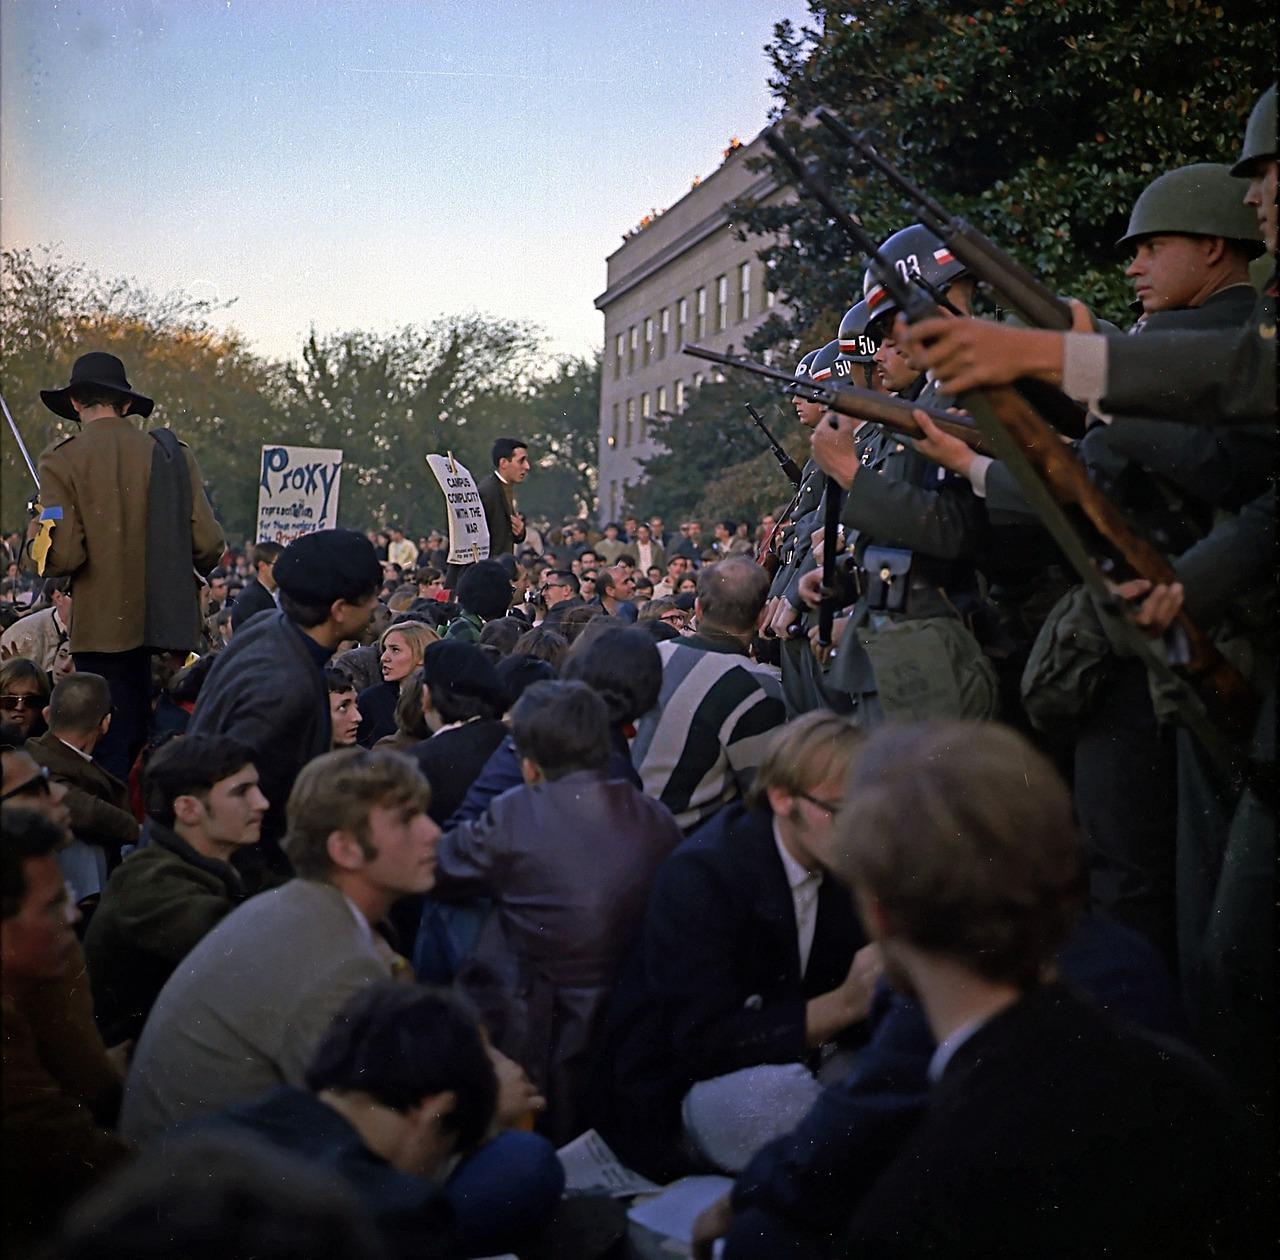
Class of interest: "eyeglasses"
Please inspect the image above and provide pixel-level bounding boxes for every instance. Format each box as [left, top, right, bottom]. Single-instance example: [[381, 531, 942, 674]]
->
[[795, 789, 843, 816], [0, 765, 52, 801], [660, 613, 687, 626], [0, 694, 42, 712]]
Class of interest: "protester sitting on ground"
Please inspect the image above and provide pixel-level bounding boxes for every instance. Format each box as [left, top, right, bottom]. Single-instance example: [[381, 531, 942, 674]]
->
[[189, 529, 382, 883], [477, 616, 526, 657], [324, 668, 362, 748], [701, 721, 1254, 1259], [182, 983, 564, 1260], [2, 807, 133, 1246], [633, 557, 786, 832], [0, 656, 52, 739], [373, 669, 431, 754], [356, 621, 439, 747], [118, 748, 439, 1145], [445, 561, 513, 644], [230, 540, 282, 632], [83, 736, 265, 1046], [1, 578, 72, 674], [511, 625, 568, 669], [27, 673, 139, 915], [51, 1133, 381, 1260], [596, 713, 872, 1180], [409, 642, 509, 828], [430, 681, 683, 1142]]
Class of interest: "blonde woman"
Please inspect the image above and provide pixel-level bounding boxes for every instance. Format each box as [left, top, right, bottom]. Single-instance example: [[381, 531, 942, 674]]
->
[[356, 619, 438, 746]]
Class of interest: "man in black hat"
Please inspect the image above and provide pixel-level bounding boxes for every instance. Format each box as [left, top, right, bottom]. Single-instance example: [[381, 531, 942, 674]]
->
[[189, 529, 383, 882], [22, 352, 224, 778]]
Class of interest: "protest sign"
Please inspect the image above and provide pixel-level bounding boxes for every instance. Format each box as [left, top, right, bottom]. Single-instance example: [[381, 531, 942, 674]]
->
[[425, 453, 490, 564], [256, 445, 343, 543]]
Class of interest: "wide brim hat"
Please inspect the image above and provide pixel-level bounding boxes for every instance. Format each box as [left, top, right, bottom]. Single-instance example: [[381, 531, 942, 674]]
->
[[41, 352, 155, 421]]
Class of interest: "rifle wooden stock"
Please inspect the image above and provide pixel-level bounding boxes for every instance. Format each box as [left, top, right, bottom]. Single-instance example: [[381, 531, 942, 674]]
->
[[970, 383, 1257, 739], [681, 343, 996, 456]]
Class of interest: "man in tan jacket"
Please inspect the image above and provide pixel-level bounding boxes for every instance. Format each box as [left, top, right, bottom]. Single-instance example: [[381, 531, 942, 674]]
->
[[23, 353, 224, 778]]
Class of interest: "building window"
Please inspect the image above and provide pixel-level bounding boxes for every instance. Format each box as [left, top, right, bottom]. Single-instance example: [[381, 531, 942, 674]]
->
[[659, 307, 670, 358], [739, 262, 751, 322], [656, 385, 667, 415], [695, 288, 706, 339], [644, 317, 654, 366], [677, 297, 689, 347], [614, 333, 624, 380], [609, 402, 619, 447], [628, 326, 637, 373], [716, 275, 728, 332], [674, 379, 686, 412], [692, 371, 704, 392], [610, 479, 619, 517], [640, 393, 650, 428], [626, 397, 636, 447]]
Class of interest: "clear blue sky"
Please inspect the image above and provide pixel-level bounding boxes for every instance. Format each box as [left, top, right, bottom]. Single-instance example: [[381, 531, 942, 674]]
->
[[2, 0, 812, 365]]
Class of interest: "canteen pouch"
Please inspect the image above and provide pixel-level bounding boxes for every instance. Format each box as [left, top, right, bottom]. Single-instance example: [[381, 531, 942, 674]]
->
[[860, 615, 1000, 721], [862, 545, 913, 613]]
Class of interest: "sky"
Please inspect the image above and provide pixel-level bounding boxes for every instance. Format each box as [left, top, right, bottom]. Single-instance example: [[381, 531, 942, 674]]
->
[[2, 0, 813, 366]]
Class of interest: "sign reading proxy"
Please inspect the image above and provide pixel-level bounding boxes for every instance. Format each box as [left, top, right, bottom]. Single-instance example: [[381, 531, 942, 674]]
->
[[256, 445, 343, 544]]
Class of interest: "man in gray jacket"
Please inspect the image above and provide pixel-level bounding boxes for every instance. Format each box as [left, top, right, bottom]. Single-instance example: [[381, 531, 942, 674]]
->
[[119, 747, 438, 1144]]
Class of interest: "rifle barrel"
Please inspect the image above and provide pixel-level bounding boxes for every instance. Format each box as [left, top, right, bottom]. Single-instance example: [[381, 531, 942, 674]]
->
[[1, 393, 40, 489]]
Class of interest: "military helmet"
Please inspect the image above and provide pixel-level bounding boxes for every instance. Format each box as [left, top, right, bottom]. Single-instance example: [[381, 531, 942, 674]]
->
[[1230, 83, 1276, 177], [807, 339, 850, 384], [787, 345, 823, 395], [1117, 163, 1263, 254], [863, 223, 967, 322], [836, 300, 881, 364]]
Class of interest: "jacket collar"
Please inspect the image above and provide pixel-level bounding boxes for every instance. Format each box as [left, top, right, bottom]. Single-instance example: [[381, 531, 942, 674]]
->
[[149, 820, 245, 897]]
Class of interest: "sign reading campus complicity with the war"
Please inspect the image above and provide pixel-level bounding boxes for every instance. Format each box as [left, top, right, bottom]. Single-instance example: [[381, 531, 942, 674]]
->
[[256, 445, 343, 544], [425, 453, 490, 565]]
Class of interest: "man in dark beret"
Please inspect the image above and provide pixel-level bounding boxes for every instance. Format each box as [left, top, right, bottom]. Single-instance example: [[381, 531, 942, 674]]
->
[[189, 530, 382, 885]]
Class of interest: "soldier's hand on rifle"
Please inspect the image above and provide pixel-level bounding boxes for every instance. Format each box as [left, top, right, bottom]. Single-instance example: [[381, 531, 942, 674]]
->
[[811, 411, 861, 488], [912, 409, 975, 476], [767, 596, 802, 639], [810, 523, 844, 568], [898, 300, 1093, 395], [797, 568, 823, 610], [808, 615, 847, 664], [1115, 578, 1185, 637]]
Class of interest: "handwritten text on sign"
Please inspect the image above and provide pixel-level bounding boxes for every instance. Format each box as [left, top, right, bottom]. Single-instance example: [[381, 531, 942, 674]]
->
[[425, 454, 490, 564], [256, 445, 343, 544]]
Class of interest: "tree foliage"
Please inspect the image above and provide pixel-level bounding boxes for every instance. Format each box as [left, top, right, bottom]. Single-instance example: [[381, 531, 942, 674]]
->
[[738, 0, 1271, 345], [1, 248, 598, 542]]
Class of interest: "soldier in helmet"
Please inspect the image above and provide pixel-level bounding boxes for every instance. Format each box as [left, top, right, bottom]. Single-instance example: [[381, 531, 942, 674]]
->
[[835, 300, 882, 391], [795, 226, 997, 726]]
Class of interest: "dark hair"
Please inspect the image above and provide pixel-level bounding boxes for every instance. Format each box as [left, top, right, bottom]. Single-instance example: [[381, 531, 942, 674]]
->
[[616, 553, 637, 567], [0, 720, 26, 753], [67, 385, 129, 413], [47, 672, 112, 734], [430, 681, 503, 726], [306, 983, 496, 1153], [478, 616, 526, 657], [544, 569, 579, 596], [510, 681, 609, 779], [323, 667, 356, 695], [251, 540, 283, 566], [491, 436, 528, 467], [494, 553, 520, 583], [143, 735, 257, 827], [641, 620, 681, 643], [554, 604, 605, 644], [393, 668, 429, 739], [562, 626, 662, 725], [457, 561, 512, 622], [511, 626, 567, 669], [52, 1133, 380, 1260], [2, 806, 64, 919], [278, 590, 332, 628], [494, 656, 557, 709], [208, 567, 229, 584]]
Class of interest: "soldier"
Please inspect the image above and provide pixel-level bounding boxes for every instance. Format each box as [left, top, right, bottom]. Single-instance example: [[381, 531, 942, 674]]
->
[[21, 353, 224, 779], [836, 299, 882, 391], [799, 227, 997, 726]]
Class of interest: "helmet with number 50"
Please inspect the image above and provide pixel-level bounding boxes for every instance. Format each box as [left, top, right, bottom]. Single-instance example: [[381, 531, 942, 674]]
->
[[836, 300, 882, 388], [863, 223, 969, 329]]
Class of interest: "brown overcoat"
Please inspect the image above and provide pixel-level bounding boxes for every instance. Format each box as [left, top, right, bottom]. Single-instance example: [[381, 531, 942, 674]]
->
[[30, 416, 224, 653]]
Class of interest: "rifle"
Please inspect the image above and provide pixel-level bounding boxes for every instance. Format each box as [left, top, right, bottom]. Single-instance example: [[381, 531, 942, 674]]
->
[[2, 392, 40, 492], [744, 403, 803, 487], [817, 478, 844, 648], [812, 108, 1089, 439], [682, 345, 997, 457], [815, 107, 1074, 332], [762, 123, 1257, 784]]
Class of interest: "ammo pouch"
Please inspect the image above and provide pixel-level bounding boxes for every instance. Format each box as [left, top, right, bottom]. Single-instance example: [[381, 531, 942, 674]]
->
[[862, 546, 913, 613]]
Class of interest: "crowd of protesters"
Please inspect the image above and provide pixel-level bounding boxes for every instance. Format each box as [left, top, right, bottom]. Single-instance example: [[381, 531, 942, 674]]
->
[[2, 83, 1275, 1260]]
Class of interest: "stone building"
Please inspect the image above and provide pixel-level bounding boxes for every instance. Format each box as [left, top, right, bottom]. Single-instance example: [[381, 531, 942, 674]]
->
[[594, 131, 789, 522]]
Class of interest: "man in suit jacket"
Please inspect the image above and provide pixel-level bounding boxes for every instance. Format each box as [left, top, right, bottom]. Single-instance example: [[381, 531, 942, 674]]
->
[[229, 540, 282, 632], [596, 712, 872, 1180], [693, 721, 1254, 1259], [119, 747, 439, 1145], [445, 437, 531, 590], [26, 673, 139, 907], [22, 352, 224, 778]]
